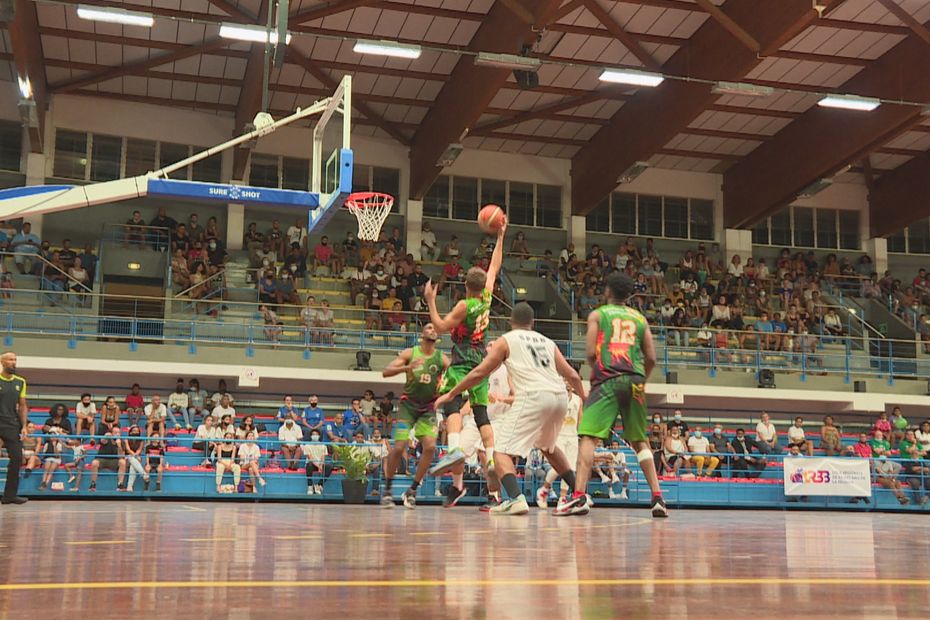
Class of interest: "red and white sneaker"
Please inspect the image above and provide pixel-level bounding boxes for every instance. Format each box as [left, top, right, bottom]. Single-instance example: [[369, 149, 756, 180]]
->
[[535, 486, 550, 509], [552, 494, 590, 516]]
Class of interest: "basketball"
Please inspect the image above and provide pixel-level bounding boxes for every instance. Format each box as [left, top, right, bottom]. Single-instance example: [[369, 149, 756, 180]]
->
[[478, 204, 506, 233]]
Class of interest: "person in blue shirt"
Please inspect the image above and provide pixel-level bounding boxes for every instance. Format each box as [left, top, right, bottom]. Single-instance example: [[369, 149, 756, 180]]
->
[[323, 412, 351, 443], [302, 395, 325, 439], [754, 311, 774, 350], [277, 395, 300, 422], [342, 398, 371, 439], [10, 222, 41, 274]]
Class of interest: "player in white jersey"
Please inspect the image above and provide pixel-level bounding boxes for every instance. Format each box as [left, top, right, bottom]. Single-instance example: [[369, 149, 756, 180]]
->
[[535, 381, 582, 508], [436, 302, 585, 515], [459, 350, 512, 510]]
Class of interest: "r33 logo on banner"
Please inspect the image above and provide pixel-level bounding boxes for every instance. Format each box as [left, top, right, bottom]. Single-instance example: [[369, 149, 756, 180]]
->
[[790, 469, 832, 484]]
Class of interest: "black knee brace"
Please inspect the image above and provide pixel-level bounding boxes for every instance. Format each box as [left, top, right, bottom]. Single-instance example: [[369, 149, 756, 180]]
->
[[473, 405, 490, 428], [438, 395, 464, 418]]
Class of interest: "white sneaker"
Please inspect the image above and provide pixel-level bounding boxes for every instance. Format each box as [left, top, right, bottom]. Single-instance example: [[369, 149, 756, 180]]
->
[[307, 485, 315, 495], [608, 489, 617, 499], [536, 486, 549, 509], [611, 473, 620, 484], [315, 484, 323, 495], [586, 494, 594, 508], [489, 495, 529, 515], [599, 473, 610, 484], [619, 489, 628, 500]]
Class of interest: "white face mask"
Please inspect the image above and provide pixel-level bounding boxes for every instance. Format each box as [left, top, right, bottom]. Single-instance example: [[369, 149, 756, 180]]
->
[[714, 428, 722, 436], [674, 414, 681, 421], [694, 431, 702, 438], [311, 434, 320, 441]]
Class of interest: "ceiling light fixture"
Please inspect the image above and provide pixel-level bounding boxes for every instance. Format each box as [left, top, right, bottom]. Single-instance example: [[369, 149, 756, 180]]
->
[[599, 68, 664, 87], [474, 52, 541, 71], [219, 23, 292, 45], [17, 76, 32, 100], [817, 94, 881, 112], [353, 39, 422, 59], [76, 4, 155, 27], [711, 81, 774, 98]]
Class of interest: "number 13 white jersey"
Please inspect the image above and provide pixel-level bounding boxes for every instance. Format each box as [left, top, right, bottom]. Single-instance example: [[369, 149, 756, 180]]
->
[[501, 329, 563, 396]]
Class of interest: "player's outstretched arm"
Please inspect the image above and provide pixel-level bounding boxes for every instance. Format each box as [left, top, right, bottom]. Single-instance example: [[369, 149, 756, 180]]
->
[[382, 348, 417, 378], [642, 322, 657, 381], [423, 280, 467, 334], [585, 310, 600, 370], [554, 347, 586, 400], [435, 339, 509, 407], [485, 218, 508, 291]]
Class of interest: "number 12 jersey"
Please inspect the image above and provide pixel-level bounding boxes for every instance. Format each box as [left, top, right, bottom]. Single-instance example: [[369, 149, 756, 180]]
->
[[591, 304, 647, 385]]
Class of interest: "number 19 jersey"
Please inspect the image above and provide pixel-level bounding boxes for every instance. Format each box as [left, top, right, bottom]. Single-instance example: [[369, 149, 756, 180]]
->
[[591, 304, 647, 385]]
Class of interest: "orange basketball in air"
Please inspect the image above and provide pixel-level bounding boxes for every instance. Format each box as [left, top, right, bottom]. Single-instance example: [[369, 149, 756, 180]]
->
[[477, 204, 506, 234]]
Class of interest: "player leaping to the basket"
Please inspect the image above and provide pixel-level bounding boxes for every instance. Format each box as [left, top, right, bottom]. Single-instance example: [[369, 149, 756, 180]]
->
[[423, 218, 507, 507]]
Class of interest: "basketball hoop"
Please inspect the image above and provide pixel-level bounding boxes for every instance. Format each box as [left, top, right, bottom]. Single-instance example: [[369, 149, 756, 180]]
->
[[345, 192, 393, 241]]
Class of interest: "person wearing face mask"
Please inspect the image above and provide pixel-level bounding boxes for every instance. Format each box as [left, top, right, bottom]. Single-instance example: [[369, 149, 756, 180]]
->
[[278, 418, 303, 470], [275, 269, 300, 306], [238, 430, 265, 492], [708, 425, 731, 477], [729, 428, 766, 479], [283, 242, 307, 284], [668, 410, 689, 442], [873, 454, 910, 505], [206, 238, 227, 276], [302, 430, 329, 495], [167, 381, 191, 430], [123, 426, 150, 492], [213, 432, 240, 493], [651, 413, 667, 437], [663, 427, 688, 477], [686, 427, 718, 477], [302, 395, 325, 440]]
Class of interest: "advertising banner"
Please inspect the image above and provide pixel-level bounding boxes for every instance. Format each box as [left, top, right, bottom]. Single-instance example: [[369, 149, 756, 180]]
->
[[783, 457, 872, 497]]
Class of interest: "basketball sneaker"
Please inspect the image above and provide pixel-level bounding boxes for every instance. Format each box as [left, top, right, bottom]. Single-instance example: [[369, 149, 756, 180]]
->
[[651, 495, 669, 518], [536, 486, 550, 509], [429, 449, 466, 476], [442, 485, 467, 508], [489, 495, 529, 516], [552, 494, 590, 516], [479, 494, 501, 513], [380, 492, 394, 508], [402, 488, 417, 510]]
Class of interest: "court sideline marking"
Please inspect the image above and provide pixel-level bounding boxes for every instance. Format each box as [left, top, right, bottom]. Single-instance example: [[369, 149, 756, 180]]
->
[[2, 578, 930, 592]]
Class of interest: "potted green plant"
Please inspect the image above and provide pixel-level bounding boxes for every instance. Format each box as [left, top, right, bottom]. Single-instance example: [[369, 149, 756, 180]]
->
[[333, 444, 370, 504]]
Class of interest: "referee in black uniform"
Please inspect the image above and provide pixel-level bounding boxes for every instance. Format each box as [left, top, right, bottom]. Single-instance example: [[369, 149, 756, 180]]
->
[[0, 351, 29, 505]]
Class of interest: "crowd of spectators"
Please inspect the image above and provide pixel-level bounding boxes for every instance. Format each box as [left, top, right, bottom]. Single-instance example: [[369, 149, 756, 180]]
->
[[0, 219, 98, 299]]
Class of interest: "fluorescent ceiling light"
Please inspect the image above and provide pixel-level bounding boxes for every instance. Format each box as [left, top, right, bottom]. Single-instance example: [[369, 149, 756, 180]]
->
[[76, 4, 154, 27], [817, 94, 880, 112], [353, 39, 422, 59], [599, 68, 664, 87], [711, 81, 774, 98], [17, 76, 31, 99], [219, 23, 292, 45], [474, 52, 541, 71]]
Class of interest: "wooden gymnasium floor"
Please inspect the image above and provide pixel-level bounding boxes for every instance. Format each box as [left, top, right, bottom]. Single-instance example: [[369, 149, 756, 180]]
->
[[0, 501, 928, 619]]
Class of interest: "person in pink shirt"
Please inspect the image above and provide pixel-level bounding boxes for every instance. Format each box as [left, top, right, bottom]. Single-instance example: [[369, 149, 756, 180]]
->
[[872, 411, 892, 437], [125, 383, 145, 427]]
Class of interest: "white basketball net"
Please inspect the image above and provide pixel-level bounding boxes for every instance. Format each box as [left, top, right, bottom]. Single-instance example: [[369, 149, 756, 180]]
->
[[346, 192, 394, 241]]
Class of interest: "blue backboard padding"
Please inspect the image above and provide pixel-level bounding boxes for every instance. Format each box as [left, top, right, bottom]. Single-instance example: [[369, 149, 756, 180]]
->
[[147, 179, 320, 208], [0, 185, 75, 200], [308, 148, 353, 234]]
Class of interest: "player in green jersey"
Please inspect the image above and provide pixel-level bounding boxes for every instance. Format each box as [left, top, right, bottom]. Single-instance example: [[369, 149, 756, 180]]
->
[[423, 219, 507, 506], [380, 322, 450, 509], [554, 272, 667, 518]]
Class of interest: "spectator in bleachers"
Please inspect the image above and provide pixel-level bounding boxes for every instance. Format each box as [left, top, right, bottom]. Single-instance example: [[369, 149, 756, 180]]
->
[[21, 421, 42, 478], [873, 456, 910, 505], [365, 291, 383, 330], [730, 428, 766, 478], [68, 257, 89, 295], [755, 312, 774, 351], [237, 430, 264, 492], [123, 426, 149, 492], [143, 433, 165, 492], [916, 420, 930, 453], [668, 307, 690, 347], [898, 430, 930, 505], [172, 224, 192, 255], [89, 428, 126, 491], [419, 223, 438, 261], [277, 395, 300, 422], [648, 423, 667, 474], [75, 393, 97, 438], [341, 231, 360, 268], [822, 308, 844, 338], [211, 394, 236, 424], [187, 379, 207, 425], [577, 287, 599, 320], [62, 436, 85, 491], [206, 239, 228, 276], [300, 296, 319, 329], [708, 425, 731, 475], [278, 418, 303, 470], [235, 416, 256, 440], [441, 235, 460, 261], [350, 264, 374, 305], [872, 411, 892, 438], [324, 412, 351, 444], [663, 426, 688, 477], [509, 231, 530, 260], [282, 243, 307, 284], [869, 430, 890, 457], [386, 301, 407, 332], [100, 395, 121, 433], [343, 398, 371, 439], [786, 416, 813, 456], [313, 236, 336, 276], [149, 207, 176, 248], [258, 270, 278, 305], [203, 217, 220, 246], [266, 220, 285, 257], [259, 304, 282, 344], [244, 222, 264, 266], [214, 432, 241, 492], [186, 214, 204, 242], [36, 427, 63, 491], [123, 211, 145, 246], [303, 430, 328, 495], [286, 218, 308, 256], [852, 433, 872, 458], [890, 406, 908, 448], [820, 415, 842, 456], [687, 427, 719, 477], [41, 404, 71, 437], [193, 415, 219, 466], [438, 256, 463, 294], [396, 277, 415, 311], [710, 295, 730, 325], [302, 395, 325, 439], [314, 300, 335, 343], [167, 382, 191, 430], [145, 395, 167, 437]]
